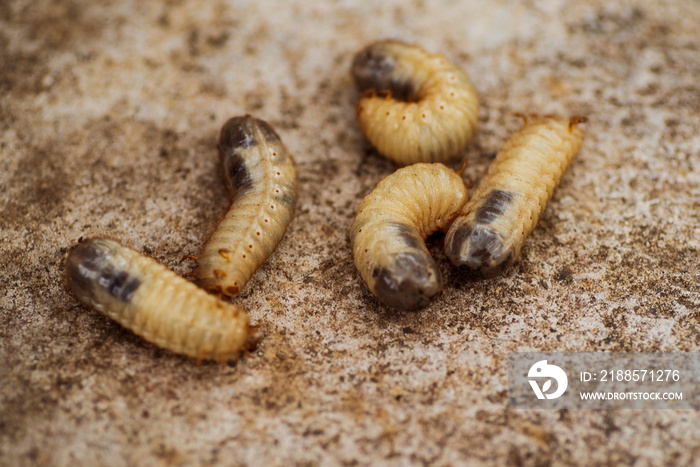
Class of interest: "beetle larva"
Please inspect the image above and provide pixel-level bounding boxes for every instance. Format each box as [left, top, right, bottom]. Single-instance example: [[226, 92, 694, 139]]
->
[[65, 238, 257, 362], [350, 163, 469, 310], [197, 115, 297, 297], [351, 39, 480, 165], [444, 115, 586, 272]]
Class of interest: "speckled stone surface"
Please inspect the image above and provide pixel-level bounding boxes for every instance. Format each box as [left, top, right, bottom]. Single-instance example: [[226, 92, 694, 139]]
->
[[1, 1, 699, 465]]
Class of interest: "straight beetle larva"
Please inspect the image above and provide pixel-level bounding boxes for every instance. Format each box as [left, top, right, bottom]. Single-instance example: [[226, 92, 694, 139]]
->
[[444, 115, 586, 272], [351, 39, 479, 165], [197, 115, 297, 297], [65, 238, 257, 362], [350, 163, 468, 310]]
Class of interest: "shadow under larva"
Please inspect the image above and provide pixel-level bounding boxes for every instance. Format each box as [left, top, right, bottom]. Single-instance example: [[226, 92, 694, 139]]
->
[[445, 115, 587, 274], [350, 163, 469, 311], [196, 115, 298, 297], [351, 39, 480, 166], [65, 238, 258, 362]]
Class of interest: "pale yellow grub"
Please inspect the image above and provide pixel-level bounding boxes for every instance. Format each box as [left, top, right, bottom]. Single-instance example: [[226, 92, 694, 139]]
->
[[65, 238, 256, 362], [352, 39, 480, 165], [445, 115, 586, 272], [197, 115, 297, 297], [350, 163, 468, 310]]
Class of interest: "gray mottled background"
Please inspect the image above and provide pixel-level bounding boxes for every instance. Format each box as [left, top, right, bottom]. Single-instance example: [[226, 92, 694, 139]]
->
[[1, 0, 699, 465]]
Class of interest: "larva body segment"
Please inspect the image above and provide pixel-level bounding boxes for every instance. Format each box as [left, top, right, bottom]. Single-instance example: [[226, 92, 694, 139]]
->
[[197, 115, 297, 297], [444, 116, 586, 272], [65, 238, 255, 362], [352, 39, 480, 165], [350, 163, 468, 310]]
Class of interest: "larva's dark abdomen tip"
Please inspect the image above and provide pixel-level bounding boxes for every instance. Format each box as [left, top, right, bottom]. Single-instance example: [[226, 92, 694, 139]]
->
[[65, 239, 141, 304], [373, 252, 443, 311], [218, 115, 284, 197], [219, 115, 258, 149], [351, 41, 394, 89], [351, 40, 415, 100], [446, 224, 508, 270], [65, 239, 103, 300], [219, 115, 281, 151], [254, 119, 282, 144]]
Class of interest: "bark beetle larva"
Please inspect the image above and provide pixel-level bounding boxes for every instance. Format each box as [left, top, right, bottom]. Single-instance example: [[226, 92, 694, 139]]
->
[[65, 238, 257, 362], [351, 39, 480, 165], [444, 115, 586, 273], [197, 115, 297, 297], [350, 163, 469, 310]]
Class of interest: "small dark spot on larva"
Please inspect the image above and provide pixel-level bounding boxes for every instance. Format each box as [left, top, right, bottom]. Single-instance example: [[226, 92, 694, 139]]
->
[[214, 269, 227, 278], [102, 270, 141, 303]]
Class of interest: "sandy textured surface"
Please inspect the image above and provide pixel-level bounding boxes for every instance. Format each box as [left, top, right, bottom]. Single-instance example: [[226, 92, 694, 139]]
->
[[1, 0, 699, 465]]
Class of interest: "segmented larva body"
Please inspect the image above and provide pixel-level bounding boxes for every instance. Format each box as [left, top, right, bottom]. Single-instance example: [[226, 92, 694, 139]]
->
[[350, 163, 468, 310], [65, 238, 256, 362], [197, 115, 297, 297], [444, 115, 586, 272], [351, 39, 479, 165]]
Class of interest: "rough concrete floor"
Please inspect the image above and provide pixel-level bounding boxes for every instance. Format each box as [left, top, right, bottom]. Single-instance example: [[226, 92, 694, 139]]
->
[[1, 0, 699, 465]]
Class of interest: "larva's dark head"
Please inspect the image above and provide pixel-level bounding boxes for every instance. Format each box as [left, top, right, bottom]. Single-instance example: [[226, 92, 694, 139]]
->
[[372, 251, 443, 311], [351, 39, 417, 101], [65, 238, 141, 305], [445, 223, 511, 271]]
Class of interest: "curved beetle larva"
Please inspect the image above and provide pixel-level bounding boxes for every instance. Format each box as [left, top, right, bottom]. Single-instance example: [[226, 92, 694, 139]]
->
[[197, 115, 297, 297], [351, 39, 480, 165], [65, 238, 257, 362], [350, 163, 468, 310], [444, 115, 586, 272]]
